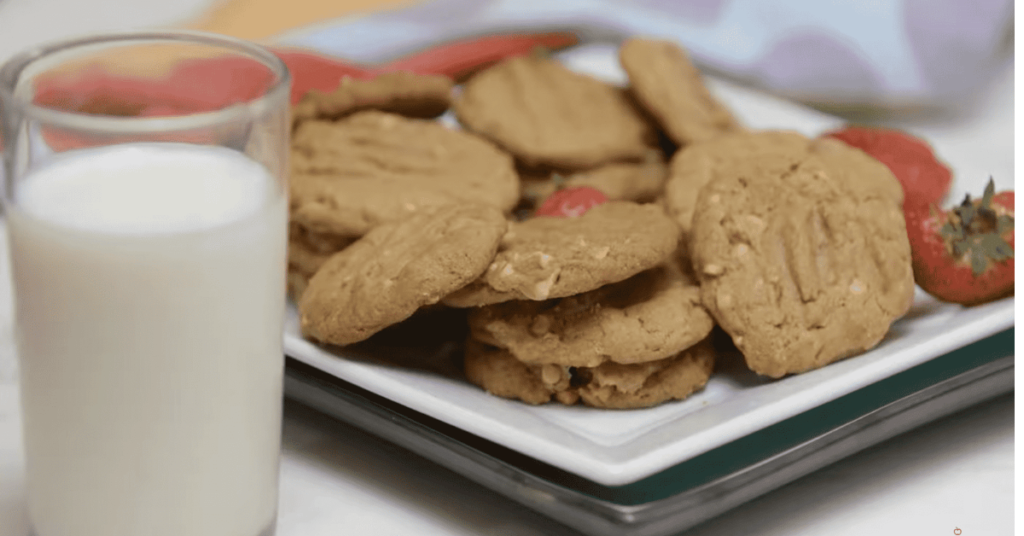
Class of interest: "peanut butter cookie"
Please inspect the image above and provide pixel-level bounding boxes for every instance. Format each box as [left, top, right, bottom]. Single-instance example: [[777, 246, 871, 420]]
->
[[454, 54, 657, 169], [469, 262, 714, 367], [463, 337, 715, 409], [292, 71, 454, 123], [290, 111, 519, 236], [300, 203, 508, 346], [688, 144, 914, 378], [443, 201, 681, 307], [620, 37, 742, 146]]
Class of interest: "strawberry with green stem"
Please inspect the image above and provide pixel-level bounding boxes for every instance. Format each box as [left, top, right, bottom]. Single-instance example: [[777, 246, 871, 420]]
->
[[906, 178, 1014, 305]]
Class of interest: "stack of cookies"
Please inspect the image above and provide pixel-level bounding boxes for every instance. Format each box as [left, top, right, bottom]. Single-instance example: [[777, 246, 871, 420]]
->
[[446, 202, 717, 409], [289, 36, 916, 410], [461, 259, 718, 409]]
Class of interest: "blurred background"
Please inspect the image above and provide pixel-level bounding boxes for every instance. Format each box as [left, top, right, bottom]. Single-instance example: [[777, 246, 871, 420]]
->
[[0, 0, 1013, 114], [0, 0, 1013, 237]]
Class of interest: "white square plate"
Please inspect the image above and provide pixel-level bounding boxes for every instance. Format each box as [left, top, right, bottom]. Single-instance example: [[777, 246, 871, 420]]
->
[[281, 43, 1015, 487]]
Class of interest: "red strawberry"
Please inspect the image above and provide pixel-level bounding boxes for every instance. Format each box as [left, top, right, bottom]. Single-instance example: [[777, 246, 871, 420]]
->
[[535, 187, 607, 218], [905, 179, 1014, 305], [825, 126, 952, 206]]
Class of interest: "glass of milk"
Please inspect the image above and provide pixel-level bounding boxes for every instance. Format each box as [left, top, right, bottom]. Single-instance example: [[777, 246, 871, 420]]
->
[[0, 31, 291, 536]]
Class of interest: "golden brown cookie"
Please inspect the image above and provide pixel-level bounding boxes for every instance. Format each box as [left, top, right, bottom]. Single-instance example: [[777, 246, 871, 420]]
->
[[688, 145, 914, 378], [469, 262, 714, 367], [292, 71, 454, 123], [519, 153, 668, 208], [442, 201, 681, 307], [454, 54, 656, 169], [300, 203, 508, 346], [290, 111, 519, 236], [619, 37, 742, 146], [463, 337, 715, 409], [664, 131, 905, 244]]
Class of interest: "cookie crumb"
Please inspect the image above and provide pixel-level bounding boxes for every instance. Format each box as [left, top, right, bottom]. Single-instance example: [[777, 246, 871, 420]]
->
[[744, 214, 766, 232], [529, 271, 559, 300], [529, 315, 552, 336], [541, 364, 563, 386], [703, 263, 724, 276]]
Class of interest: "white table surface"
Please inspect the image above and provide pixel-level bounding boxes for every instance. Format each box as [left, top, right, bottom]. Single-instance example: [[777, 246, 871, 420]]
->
[[0, 1, 1015, 535]]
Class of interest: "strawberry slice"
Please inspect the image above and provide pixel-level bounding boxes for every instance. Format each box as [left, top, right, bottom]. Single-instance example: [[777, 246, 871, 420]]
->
[[535, 187, 608, 218], [905, 178, 1014, 305], [824, 126, 952, 207]]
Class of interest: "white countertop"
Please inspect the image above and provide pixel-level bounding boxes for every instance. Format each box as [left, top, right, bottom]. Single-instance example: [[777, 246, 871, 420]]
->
[[0, 1, 1014, 535]]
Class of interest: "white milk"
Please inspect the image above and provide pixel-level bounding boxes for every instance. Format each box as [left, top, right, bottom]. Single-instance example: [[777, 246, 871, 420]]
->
[[7, 143, 288, 536]]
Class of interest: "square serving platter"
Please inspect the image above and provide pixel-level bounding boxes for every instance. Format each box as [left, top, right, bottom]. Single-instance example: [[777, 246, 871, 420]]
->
[[275, 22, 1015, 532], [279, 39, 1016, 487]]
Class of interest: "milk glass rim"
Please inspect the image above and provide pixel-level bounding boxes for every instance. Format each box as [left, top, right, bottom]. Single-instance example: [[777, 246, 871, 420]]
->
[[0, 30, 291, 134]]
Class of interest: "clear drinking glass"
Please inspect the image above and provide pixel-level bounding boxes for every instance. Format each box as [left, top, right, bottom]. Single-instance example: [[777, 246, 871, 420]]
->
[[0, 31, 291, 536]]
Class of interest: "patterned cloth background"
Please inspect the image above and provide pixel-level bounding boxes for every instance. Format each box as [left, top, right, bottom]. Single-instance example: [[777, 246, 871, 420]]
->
[[281, 0, 1014, 110]]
